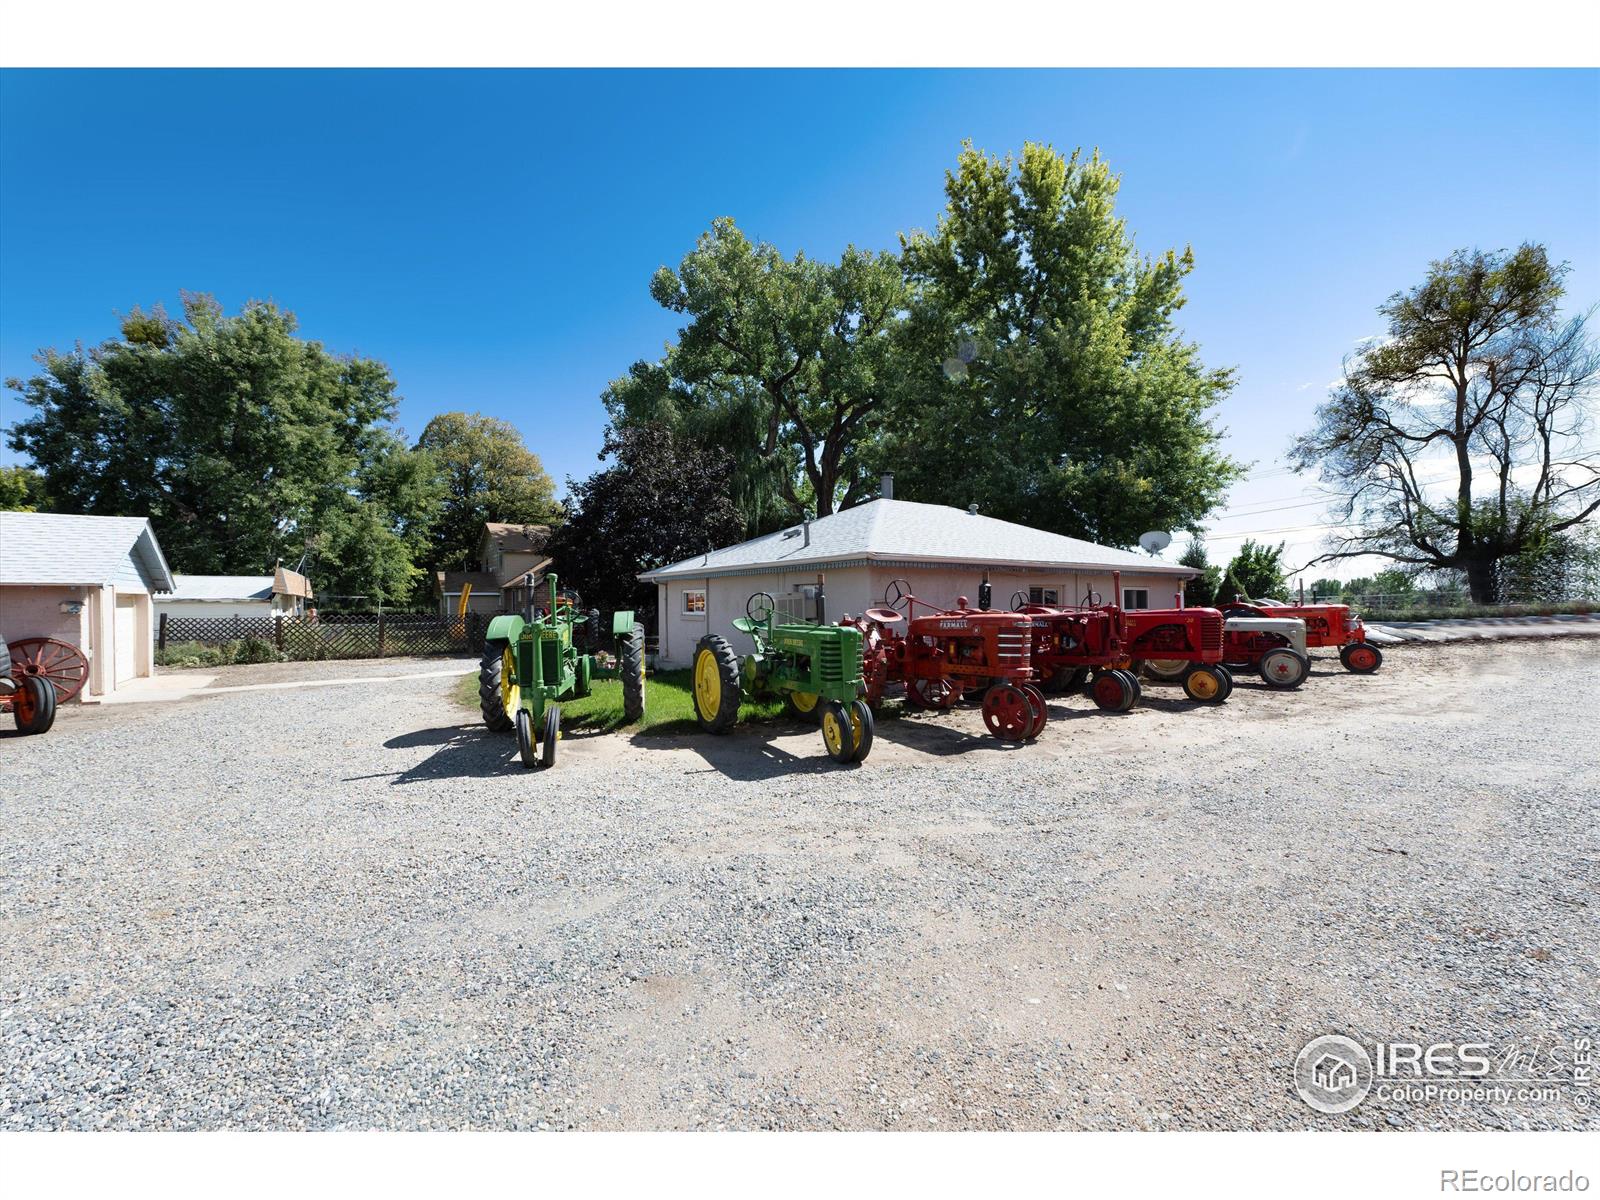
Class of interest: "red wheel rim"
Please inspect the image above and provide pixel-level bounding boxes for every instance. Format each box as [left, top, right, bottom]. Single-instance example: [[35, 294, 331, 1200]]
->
[[981, 685, 1031, 740], [1021, 683, 1048, 739], [7, 637, 89, 703], [1349, 646, 1377, 671], [1092, 673, 1125, 709], [13, 680, 38, 724]]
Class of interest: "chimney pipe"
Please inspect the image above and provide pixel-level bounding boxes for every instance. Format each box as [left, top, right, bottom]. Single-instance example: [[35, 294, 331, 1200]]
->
[[967, 502, 979, 515], [880, 472, 894, 500], [802, 519, 811, 548]]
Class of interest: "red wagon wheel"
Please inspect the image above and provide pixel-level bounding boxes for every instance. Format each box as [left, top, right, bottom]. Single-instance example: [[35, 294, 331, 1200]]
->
[[6, 637, 90, 703]]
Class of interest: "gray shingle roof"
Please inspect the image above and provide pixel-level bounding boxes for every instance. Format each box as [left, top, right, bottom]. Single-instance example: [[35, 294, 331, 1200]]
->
[[638, 498, 1194, 581], [164, 575, 275, 602], [0, 512, 175, 591]]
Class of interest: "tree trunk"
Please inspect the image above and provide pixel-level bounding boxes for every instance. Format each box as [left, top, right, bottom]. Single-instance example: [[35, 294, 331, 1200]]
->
[[1464, 558, 1499, 604]]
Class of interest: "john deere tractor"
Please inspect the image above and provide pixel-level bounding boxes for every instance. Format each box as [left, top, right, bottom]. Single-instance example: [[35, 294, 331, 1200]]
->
[[692, 590, 874, 764], [478, 573, 645, 768]]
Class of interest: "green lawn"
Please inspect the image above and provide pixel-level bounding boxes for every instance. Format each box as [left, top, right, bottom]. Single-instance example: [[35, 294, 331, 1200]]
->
[[453, 667, 792, 736]]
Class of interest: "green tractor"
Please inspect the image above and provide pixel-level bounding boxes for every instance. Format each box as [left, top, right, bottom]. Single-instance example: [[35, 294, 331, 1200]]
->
[[691, 589, 874, 764], [478, 572, 645, 768]]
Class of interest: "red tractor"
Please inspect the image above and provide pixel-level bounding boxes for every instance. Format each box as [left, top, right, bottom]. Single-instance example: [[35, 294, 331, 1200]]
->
[[1007, 586, 1143, 714], [1121, 604, 1234, 703], [851, 579, 1047, 742], [1221, 596, 1383, 673]]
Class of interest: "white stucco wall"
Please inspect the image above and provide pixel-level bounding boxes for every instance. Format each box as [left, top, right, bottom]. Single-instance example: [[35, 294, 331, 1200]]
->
[[153, 599, 276, 626], [652, 563, 1190, 668]]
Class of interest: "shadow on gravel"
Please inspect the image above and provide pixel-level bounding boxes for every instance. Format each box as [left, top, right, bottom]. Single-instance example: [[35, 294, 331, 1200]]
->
[[340, 724, 524, 783], [633, 730, 857, 781]]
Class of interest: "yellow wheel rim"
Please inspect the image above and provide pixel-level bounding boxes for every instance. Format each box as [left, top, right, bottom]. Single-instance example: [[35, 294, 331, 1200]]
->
[[822, 710, 845, 755], [791, 691, 819, 713], [501, 646, 521, 713], [694, 649, 721, 718], [848, 706, 863, 750], [1188, 669, 1218, 700]]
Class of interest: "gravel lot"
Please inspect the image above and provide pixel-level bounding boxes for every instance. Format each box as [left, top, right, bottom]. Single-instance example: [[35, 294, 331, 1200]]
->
[[2, 641, 1596, 1130]]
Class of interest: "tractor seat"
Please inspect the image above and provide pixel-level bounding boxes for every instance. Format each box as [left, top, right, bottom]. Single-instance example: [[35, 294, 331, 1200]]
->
[[864, 607, 904, 625], [732, 617, 758, 634]]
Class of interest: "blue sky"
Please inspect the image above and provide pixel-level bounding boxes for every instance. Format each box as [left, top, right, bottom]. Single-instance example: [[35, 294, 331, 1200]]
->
[[2, 69, 1596, 578]]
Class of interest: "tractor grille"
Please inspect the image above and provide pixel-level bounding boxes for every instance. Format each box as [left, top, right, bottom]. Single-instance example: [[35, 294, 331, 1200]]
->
[[995, 628, 1032, 668], [817, 640, 846, 684], [1199, 611, 1223, 655]]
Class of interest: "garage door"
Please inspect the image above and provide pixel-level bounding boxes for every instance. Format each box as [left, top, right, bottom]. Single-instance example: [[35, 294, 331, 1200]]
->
[[115, 595, 140, 682]]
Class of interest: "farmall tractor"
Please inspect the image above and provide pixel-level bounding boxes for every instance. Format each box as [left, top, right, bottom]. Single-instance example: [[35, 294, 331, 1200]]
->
[[693, 587, 874, 764], [1007, 585, 1142, 713], [478, 573, 645, 769], [1221, 596, 1383, 673], [1120, 602, 1234, 703], [851, 579, 1046, 741]]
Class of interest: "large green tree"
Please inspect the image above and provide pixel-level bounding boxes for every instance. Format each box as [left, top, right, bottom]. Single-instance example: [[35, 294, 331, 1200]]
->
[[415, 411, 561, 572], [880, 142, 1242, 545], [5, 294, 438, 602], [0, 464, 44, 511], [1221, 539, 1289, 601], [546, 423, 745, 618], [609, 217, 907, 528], [1290, 244, 1600, 602]]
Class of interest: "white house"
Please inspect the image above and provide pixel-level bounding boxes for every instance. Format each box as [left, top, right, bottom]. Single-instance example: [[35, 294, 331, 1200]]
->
[[638, 491, 1197, 669], [154, 566, 314, 626], [0, 511, 175, 699]]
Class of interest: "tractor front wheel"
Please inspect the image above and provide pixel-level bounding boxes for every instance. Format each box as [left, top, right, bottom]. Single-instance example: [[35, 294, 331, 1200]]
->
[[620, 627, 646, 723], [821, 699, 874, 764], [692, 635, 742, 733], [11, 675, 56, 734], [1259, 648, 1310, 689], [541, 704, 560, 769], [1183, 665, 1228, 704], [479, 640, 517, 732], [980, 683, 1033, 741], [1020, 682, 1048, 739], [515, 708, 537, 767], [1340, 642, 1383, 674]]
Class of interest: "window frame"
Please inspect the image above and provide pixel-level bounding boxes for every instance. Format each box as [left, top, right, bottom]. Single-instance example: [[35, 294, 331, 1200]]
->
[[1122, 587, 1150, 610], [1027, 586, 1059, 606], [682, 589, 707, 616]]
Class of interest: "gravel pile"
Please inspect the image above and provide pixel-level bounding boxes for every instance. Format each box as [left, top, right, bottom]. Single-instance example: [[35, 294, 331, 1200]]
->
[[1, 641, 1595, 1130]]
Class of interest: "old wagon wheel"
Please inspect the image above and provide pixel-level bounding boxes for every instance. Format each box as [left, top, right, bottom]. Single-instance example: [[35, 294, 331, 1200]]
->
[[6, 637, 89, 703]]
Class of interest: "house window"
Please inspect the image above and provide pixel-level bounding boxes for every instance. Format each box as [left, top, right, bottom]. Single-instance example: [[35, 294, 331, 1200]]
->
[[1122, 588, 1150, 610], [1028, 586, 1059, 605], [777, 593, 806, 621], [682, 589, 707, 615]]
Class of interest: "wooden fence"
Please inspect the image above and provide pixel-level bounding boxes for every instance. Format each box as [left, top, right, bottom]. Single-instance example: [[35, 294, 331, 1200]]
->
[[158, 612, 491, 661]]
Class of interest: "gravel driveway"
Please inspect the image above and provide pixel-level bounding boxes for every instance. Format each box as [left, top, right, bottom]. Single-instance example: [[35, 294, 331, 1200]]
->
[[2, 642, 1595, 1130]]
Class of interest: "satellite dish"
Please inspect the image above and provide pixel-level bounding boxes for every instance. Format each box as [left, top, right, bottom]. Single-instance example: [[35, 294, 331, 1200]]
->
[[1138, 530, 1173, 555]]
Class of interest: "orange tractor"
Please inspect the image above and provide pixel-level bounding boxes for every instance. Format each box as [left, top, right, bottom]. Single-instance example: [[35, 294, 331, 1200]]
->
[[1221, 597, 1383, 673], [850, 579, 1046, 741]]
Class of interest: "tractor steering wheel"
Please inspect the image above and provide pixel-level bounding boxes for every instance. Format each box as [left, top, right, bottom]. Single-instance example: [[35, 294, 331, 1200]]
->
[[746, 592, 777, 624], [884, 578, 912, 612], [1010, 590, 1029, 611]]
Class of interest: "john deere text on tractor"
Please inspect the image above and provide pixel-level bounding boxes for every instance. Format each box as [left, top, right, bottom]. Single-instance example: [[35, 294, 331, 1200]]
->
[[692, 581, 874, 764], [478, 572, 645, 769]]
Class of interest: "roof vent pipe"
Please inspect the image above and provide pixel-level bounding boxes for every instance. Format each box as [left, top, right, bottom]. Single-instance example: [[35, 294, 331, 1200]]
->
[[880, 472, 894, 500], [967, 502, 979, 515], [803, 519, 811, 548]]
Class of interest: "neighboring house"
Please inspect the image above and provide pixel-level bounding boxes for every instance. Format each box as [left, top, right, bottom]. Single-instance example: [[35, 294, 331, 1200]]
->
[[0, 511, 175, 700], [432, 522, 554, 616], [154, 565, 314, 627], [637, 486, 1197, 669]]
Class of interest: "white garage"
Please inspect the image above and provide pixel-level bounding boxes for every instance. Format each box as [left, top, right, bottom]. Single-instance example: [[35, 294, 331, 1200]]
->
[[0, 512, 175, 701], [639, 491, 1197, 669]]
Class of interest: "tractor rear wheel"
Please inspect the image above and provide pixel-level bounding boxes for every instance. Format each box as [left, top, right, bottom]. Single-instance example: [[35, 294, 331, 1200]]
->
[[11, 675, 56, 734], [479, 639, 517, 732], [1020, 683, 1048, 739], [515, 708, 537, 767], [980, 683, 1033, 741], [620, 628, 646, 723], [1143, 658, 1188, 682], [907, 677, 958, 710], [541, 704, 560, 769], [1041, 666, 1087, 694], [1340, 642, 1383, 674], [821, 700, 871, 764], [1259, 647, 1310, 689], [785, 690, 823, 724], [1182, 665, 1228, 704], [692, 635, 742, 733]]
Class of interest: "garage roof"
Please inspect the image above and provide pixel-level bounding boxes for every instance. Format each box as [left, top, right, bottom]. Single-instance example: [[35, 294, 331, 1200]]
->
[[0, 512, 176, 592], [165, 575, 275, 601], [638, 498, 1195, 581]]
